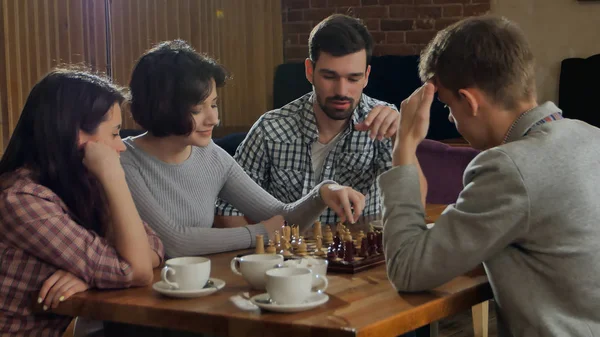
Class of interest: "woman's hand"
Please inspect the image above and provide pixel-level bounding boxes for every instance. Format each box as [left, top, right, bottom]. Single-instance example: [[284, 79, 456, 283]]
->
[[39, 270, 89, 310], [319, 184, 366, 224], [261, 215, 286, 239], [82, 141, 124, 183]]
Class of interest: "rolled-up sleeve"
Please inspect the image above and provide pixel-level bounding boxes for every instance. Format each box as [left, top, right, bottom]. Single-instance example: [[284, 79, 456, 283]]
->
[[143, 221, 165, 265]]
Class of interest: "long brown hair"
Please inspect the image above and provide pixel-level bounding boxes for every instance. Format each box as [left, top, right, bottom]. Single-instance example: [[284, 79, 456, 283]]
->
[[0, 68, 125, 235]]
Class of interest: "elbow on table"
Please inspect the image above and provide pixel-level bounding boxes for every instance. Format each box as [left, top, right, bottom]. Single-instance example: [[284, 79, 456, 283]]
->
[[130, 267, 154, 287], [386, 258, 431, 293]]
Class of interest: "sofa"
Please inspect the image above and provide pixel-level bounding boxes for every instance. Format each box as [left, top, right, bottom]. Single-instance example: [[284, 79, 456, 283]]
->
[[417, 139, 480, 204], [559, 53, 600, 127]]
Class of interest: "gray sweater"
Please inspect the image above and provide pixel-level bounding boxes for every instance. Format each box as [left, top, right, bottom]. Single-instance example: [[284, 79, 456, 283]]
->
[[120, 137, 328, 258], [379, 102, 600, 337]]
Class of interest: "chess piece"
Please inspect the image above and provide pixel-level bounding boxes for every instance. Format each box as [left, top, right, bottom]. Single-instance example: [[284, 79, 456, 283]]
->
[[356, 230, 365, 243], [314, 235, 326, 256], [313, 221, 322, 240], [283, 225, 291, 242], [323, 226, 334, 245], [274, 230, 281, 245], [356, 230, 365, 248], [343, 228, 353, 243], [336, 222, 345, 238], [273, 231, 283, 252], [367, 231, 377, 256], [255, 235, 265, 254], [265, 240, 276, 254], [333, 234, 341, 253], [282, 248, 293, 258], [359, 237, 369, 258], [376, 231, 384, 254], [343, 240, 354, 262], [280, 235, 292, 251], [296, 236, 308, 256], [327, 244, 338, 261]]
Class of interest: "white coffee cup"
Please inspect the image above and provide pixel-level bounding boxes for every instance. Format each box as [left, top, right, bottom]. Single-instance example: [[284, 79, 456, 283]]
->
[[265, 267, 328, 305], [306, 259, 328, 287], [161, 257, 210, 291], [230, 254, 284, 290], [284, 258, 328, 287]]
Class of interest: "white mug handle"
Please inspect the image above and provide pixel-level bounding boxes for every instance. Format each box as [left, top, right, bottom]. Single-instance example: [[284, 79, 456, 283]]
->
[[230, 257, 243, 276], [312, 274, 328, 293], [161, 266, 179, 289]]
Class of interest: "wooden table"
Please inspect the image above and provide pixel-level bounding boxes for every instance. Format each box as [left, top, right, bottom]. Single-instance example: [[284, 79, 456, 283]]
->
[[50, 204, 492, 337]]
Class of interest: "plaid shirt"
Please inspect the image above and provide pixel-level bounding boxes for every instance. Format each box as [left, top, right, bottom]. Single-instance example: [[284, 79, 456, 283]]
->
[[216, 93, 395, 224], [0, 168, 164, 337]]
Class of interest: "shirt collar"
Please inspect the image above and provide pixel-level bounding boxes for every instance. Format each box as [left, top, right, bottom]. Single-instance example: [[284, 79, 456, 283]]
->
[[504, 101, 562, 144]]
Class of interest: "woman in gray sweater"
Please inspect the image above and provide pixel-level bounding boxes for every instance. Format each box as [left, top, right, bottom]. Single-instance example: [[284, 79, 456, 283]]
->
[[120, 40, 365, 258]]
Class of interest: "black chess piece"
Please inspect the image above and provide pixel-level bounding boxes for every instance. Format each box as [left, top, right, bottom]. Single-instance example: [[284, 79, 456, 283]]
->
[[333, 235, 341, 253], [327, 243, 338, 260], [343, 240, 354, 262], [367, 232, 377, 256], [359, 237, 369, 258], [376, 231, 383, 254]]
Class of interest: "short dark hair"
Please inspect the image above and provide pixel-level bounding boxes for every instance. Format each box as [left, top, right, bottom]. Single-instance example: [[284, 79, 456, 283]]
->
[[129, 40, 228, 137], [0, 68, 124, 235], [419, 16, 536, 109], [308, 14, 373, 67]]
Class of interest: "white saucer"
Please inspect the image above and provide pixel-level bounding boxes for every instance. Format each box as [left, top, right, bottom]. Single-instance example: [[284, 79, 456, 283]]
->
[[250, 292, 329, 313], [152, 278, 225, 298]]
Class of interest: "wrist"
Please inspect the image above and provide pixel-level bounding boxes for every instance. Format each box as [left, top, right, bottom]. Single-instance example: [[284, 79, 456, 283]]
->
[[316, 185, 327, 201], [97, 166, 126, 186], [316, 181, 337, 201], [392, 141, 419, 166]]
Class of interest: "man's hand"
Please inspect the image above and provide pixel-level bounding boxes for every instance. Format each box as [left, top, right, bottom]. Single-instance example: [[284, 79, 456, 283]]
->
[[355, 105, 400, 140], [319, 184, 366, 224], [394, 83, 436, 154]]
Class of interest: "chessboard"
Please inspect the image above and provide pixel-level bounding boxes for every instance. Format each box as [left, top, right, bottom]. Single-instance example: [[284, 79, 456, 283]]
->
[[254, 220, 385, 274]]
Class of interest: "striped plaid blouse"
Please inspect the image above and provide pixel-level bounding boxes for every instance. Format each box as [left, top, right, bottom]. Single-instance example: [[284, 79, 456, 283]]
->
[[0, 168, 164, 337]]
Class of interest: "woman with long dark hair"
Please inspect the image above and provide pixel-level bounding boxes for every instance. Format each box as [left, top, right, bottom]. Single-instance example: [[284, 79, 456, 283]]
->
[[0, 69, 164, 337]]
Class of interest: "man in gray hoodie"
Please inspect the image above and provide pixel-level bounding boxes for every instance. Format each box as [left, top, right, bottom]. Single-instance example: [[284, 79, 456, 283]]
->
[[379, 15, 600, 337]]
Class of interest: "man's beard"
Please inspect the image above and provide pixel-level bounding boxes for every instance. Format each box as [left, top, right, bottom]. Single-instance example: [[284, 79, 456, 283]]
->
[[316, 95, 358, 121]]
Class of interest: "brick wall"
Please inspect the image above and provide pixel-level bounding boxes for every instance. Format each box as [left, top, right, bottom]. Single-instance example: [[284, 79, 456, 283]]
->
[[281, 0, 491, 62]]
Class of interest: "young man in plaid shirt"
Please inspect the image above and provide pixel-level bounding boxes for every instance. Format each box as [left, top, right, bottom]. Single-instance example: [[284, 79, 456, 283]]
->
[[216, 14, 420, 226]]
